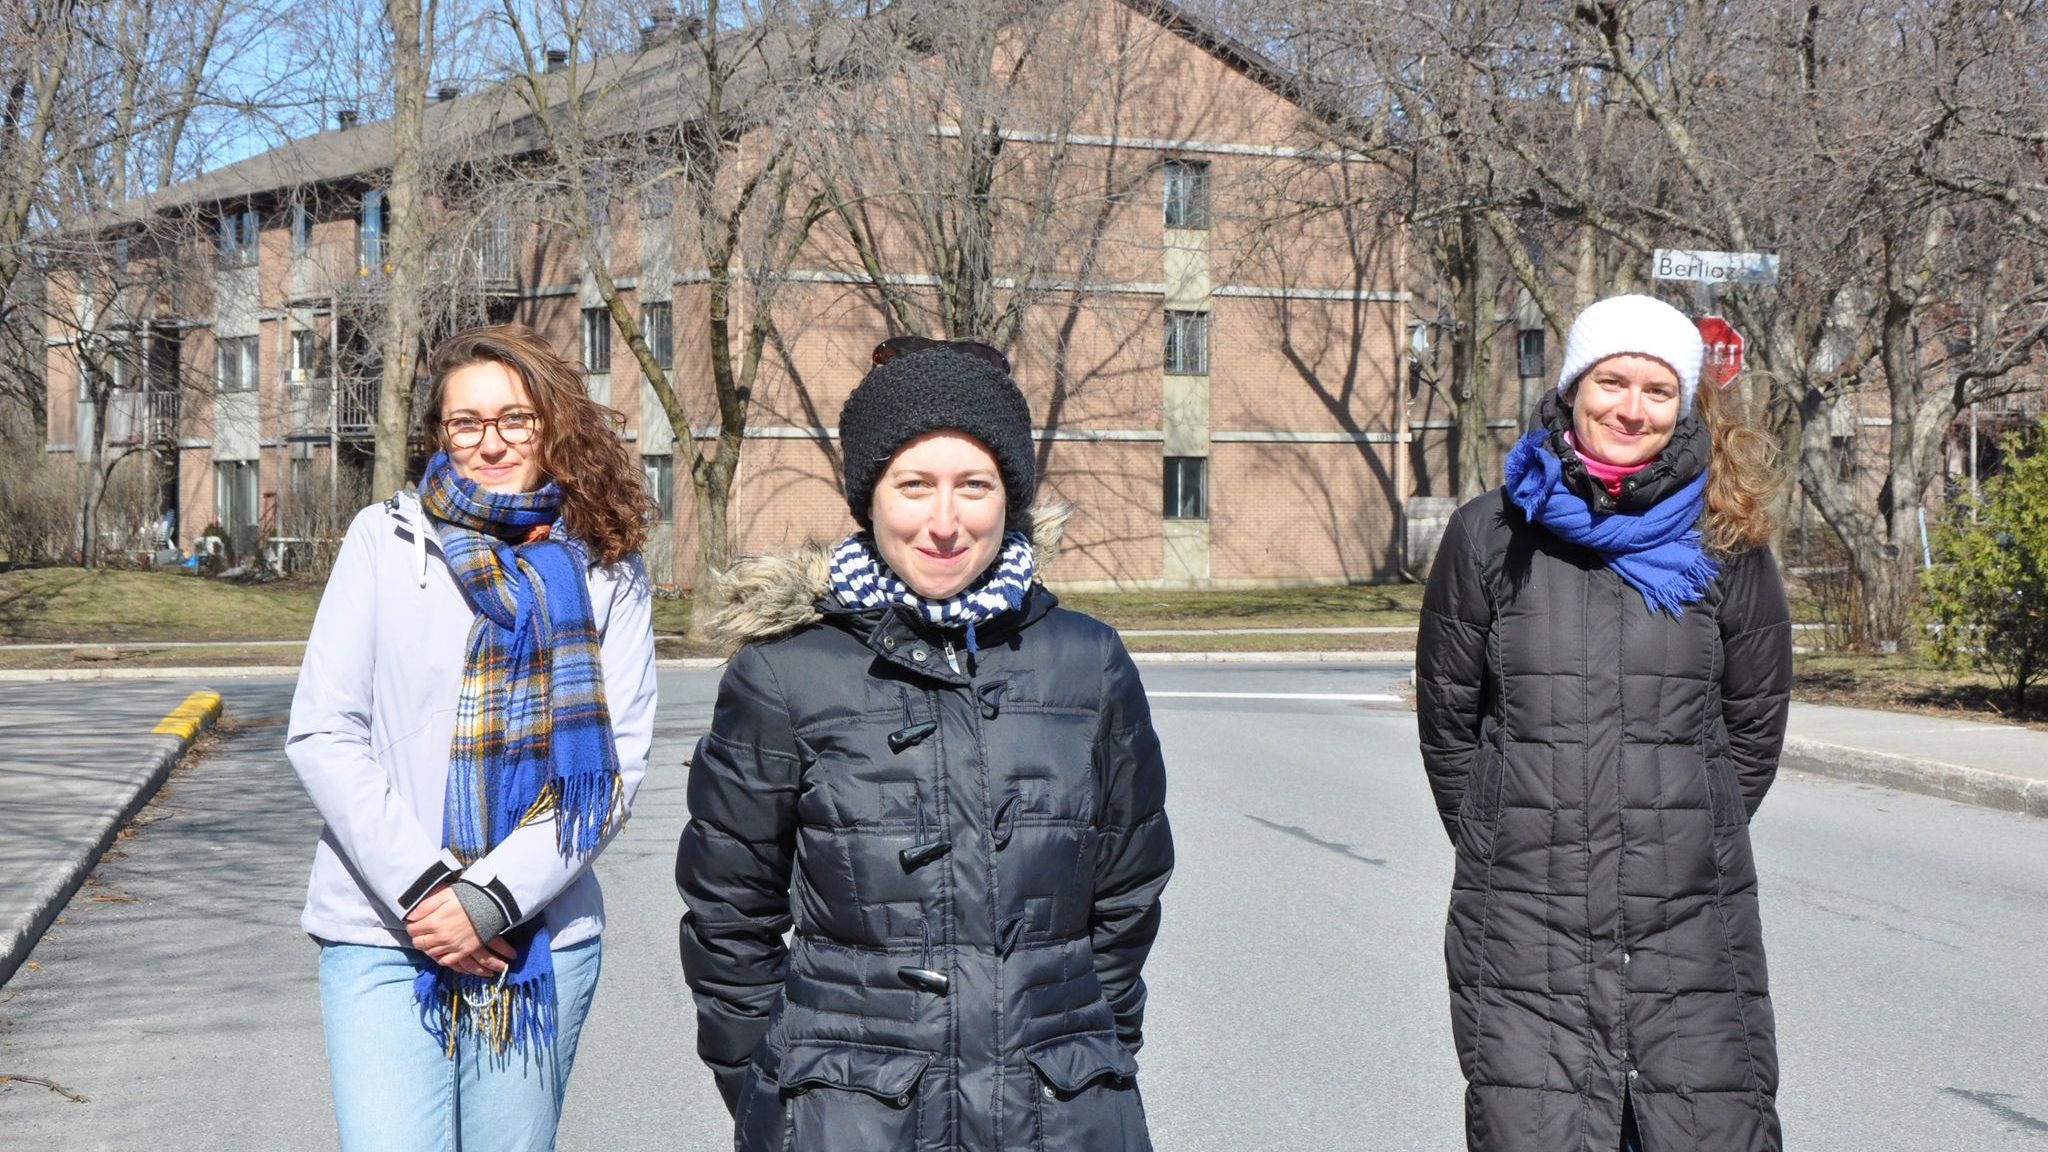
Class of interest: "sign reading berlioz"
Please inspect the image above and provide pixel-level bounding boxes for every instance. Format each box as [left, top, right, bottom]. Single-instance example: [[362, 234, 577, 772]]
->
[[1651, 249, 1780, 285]]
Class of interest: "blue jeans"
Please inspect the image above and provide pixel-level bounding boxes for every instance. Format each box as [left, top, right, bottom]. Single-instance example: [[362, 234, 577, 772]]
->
[[318, 936, 602, 1152]]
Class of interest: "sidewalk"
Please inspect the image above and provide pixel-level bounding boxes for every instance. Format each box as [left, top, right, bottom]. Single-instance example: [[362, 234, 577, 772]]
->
[[0, 681, 220, 987], [1782, 702, 2048, 817]]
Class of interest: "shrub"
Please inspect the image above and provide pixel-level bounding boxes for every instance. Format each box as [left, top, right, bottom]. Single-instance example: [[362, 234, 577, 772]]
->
[[1923, 428, 2048, 713]]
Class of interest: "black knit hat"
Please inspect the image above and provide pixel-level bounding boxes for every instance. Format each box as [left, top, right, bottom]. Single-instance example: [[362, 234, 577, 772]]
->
[[838, 347, 1036, 529]]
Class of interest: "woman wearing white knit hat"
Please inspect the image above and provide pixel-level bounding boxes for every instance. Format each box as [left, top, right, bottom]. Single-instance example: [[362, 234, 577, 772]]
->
[[1417, 293, 1794, 1152]]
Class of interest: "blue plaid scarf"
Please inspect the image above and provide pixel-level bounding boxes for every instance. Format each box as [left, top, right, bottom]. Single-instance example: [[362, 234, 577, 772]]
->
[[411, 452, 622, 1059], [1504, 428, 1719, 616], [827, 530, 1034, 653]]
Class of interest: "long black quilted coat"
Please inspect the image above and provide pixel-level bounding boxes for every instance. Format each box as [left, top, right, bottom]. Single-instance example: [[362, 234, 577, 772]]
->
[[678, 574, 1172, 1152], [1417, 399, 1793, 1152]]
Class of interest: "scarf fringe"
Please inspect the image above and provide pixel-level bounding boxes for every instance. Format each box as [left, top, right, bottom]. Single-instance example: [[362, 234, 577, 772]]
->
[[555, 769, 625, 855], [414, 966, 558, 1062], [1635, 546, 1721, 617]]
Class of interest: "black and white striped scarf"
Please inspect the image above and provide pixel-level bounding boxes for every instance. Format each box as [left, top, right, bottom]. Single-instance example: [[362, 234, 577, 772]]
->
[[827, 530, 1034, 653]]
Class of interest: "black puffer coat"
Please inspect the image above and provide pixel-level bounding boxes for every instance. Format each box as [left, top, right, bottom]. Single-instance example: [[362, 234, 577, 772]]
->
[[1417, 399, 1793, 1152], [677, 527, 1172, 1152]]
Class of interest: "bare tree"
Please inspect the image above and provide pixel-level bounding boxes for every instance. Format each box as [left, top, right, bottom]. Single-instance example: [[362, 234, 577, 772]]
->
[[371, 0, 438, 497], [494, 0, 834, 635], [17, 0, 253, 564]]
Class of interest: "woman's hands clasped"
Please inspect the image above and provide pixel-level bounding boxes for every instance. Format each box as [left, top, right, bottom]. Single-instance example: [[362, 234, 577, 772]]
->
[[405, 883, 516, 978]]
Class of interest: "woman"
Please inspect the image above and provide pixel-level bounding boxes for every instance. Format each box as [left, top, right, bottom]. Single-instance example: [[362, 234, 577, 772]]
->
[[677, 339, 1174, 1151], [287, 323, 658, 1152], [1417, 294, 1793, 1152]]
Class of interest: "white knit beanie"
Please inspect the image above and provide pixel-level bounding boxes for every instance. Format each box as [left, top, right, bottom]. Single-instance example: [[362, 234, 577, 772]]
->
[[1554, 294, 1705, 415]]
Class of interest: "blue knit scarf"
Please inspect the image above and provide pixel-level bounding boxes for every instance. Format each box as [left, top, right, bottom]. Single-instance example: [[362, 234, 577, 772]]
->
[[827, 530, 1034, 653], [1503, 429, 1718, 616], [411, 452, 622, 1060]]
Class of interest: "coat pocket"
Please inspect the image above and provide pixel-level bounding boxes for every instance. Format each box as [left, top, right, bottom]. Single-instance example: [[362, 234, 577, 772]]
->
[[1455, 742, 1504, 845], [783, 1041, 931, 1151], [1026, 1032, 1151, 1152], [733, 1064, 787, 1152]]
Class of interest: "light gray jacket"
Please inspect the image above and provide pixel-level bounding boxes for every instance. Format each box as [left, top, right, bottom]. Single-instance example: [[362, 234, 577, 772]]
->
[[286, 492, 657, 949]]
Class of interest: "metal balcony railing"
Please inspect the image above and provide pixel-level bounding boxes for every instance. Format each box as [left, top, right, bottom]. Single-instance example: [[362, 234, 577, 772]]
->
[[336, 376, 378, 437], [104, 390, 180, 445]]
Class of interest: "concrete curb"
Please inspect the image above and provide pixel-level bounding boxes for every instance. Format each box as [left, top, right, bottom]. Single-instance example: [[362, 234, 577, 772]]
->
[[1781, 735, 2048, 819], [0, 666, 298, 682], [1132, 650, 1417, 665], [0, 691, 223, 988]]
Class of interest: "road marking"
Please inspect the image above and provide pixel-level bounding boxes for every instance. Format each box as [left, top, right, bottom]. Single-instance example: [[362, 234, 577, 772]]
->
[[1145, 691, 1403, 703]]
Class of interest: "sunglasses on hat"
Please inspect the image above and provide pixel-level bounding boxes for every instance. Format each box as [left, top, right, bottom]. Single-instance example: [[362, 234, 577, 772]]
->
[[871, 335, 1011, 374]]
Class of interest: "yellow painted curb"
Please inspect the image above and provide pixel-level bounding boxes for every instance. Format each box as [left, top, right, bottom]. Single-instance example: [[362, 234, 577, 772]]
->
[[150, 690, 223, 741]]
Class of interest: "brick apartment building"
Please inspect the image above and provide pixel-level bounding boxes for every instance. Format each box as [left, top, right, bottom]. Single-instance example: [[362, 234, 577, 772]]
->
[[43, 0, 1429, 590]]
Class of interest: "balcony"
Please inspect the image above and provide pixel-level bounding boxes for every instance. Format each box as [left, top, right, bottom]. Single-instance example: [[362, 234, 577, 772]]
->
[[284, 376, 379, 440], [104, 389, 180, 446]]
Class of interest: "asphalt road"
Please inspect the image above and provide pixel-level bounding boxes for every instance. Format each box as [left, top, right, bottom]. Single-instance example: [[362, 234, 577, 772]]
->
[[1, 664, 2044, 1150]]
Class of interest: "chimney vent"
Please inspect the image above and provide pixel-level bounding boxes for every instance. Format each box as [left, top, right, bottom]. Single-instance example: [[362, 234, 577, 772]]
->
[[642, 8, 677, 49], [435, 83, 460, 102], [545, 48, 568, 73], [337, 109, 359, 131]]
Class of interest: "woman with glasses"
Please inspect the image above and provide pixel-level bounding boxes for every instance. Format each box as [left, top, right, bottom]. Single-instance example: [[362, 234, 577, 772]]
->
[[288, 323, 658, 1152], [677, 337, 1174, 1151]]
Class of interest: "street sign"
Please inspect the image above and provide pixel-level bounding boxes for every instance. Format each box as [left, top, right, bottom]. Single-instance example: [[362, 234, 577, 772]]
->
[[1695, 315, 1743, 386], [1652, 248, 1780, 286]]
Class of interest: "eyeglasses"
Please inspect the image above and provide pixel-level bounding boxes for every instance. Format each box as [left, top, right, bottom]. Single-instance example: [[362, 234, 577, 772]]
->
[[442, 410, 539, 449], [871, 335, 1011, 374]]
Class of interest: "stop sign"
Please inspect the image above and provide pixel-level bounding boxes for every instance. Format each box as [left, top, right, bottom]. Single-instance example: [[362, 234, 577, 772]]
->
[[1695, 315, 1743, 386]]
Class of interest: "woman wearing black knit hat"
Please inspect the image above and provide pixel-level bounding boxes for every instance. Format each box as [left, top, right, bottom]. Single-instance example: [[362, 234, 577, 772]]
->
[[676, 339, 1174, 1151]]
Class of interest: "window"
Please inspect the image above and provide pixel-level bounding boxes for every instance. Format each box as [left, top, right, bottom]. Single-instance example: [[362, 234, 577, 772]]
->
[[642, 181, 674, 225], [1163, 158, 1210, 229], [1517, 328, 1546, 378], [109, 335, 137, 392], [214, 460, 260, 554], [582, 307, 611, 373], [291, 202, 312, 254], [357, 190, 385, 275], [1832, 434, 1855, 483], [473, 211, 512, 281], [218, 206, 260, 268], [289, 329, 319, 381], [216, 335, 259, 393], [642, 454, 674, 522], [642, 301, 673, 370], [584, 176, 611, 244], [1164, 310, 1209, 375], [1163, 456, 1208, 520]]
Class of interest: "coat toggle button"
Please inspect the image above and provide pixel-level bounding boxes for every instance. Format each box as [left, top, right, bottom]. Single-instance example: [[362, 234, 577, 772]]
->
[[888, 722, 938, 753], [898, 965, 950, 994], [899, 840, 952, 870]]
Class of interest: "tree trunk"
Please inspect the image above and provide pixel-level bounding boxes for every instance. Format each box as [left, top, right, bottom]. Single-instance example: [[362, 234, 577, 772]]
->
[[75, 386, 112, 567], [687, 446, 737, 639], [1448, 217, 1494, 500], [372, 0, 430, 498]]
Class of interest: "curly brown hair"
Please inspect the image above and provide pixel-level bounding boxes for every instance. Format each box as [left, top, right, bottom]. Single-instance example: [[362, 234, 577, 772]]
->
[[422, 323, 652, 567], [1696, 378, 1786, 555]]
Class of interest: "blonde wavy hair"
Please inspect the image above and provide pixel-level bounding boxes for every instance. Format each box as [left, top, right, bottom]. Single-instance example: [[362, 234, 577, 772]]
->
[[1695, 378, 1785, 555]]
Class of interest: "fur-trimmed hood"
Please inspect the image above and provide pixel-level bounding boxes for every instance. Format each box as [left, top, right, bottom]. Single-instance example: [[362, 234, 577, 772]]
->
[[709, 501, 1073, 649]]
